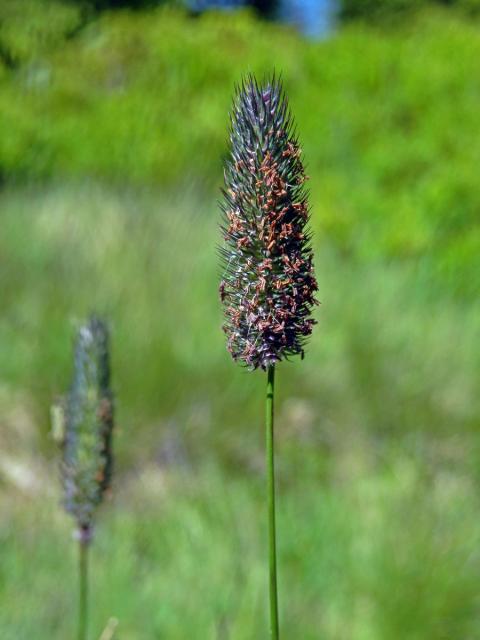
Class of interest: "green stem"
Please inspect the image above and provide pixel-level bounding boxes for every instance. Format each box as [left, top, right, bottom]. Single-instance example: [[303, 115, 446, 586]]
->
[[78, 538, 89, 640], [266, 364, 280, 639]]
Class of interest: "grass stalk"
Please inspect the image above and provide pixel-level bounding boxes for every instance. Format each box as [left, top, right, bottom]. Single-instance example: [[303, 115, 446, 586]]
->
[[266, 364, 279, 639], [78, 538, 89, 640]]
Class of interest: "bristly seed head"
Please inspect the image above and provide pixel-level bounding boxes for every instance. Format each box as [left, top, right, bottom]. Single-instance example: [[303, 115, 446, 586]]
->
[[219, 74, 318, 370], [61, 315, 114, 539]]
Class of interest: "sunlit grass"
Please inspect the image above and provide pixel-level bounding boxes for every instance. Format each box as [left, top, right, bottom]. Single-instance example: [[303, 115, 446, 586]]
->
[[1, 455, 480, 639], [0, 184, 479, 638]]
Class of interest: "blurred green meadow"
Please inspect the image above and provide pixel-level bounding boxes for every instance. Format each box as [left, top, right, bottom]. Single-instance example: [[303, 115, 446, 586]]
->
[[1, 3, 480, 639]]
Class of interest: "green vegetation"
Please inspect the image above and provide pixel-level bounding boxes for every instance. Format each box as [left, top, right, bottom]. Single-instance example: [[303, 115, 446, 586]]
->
[[3, 455, 480, 639], [1, 7, 480, 298], [0, 5, 479, 639], [340, 0, 480, 22], [1, 183, 479, 638]]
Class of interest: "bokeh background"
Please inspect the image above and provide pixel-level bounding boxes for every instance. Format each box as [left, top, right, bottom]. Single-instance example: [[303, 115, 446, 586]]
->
[[1, 0, 480, 638]]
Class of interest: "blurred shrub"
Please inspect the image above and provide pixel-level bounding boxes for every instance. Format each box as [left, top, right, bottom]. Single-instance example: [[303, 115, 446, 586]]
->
[[339, 0, 430, 22], [0, 6, 479, 298], [80, 0, 180, 11], [0, 0, 84, 66], [339, 0, 480, 21], [456, 0, 480, 14]]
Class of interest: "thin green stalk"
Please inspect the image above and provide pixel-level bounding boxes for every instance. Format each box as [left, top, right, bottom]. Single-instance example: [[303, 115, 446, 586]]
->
[[78, 539, 89, 640], [266, 364, 279, 639]]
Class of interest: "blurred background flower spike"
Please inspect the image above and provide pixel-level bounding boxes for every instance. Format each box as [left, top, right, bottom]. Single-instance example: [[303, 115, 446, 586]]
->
[[59, 315, 114, 640]]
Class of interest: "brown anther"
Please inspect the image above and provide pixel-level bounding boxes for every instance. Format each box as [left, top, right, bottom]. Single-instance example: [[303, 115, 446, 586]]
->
[[237, 237, 250, 249], [256, 276, 267, 292]]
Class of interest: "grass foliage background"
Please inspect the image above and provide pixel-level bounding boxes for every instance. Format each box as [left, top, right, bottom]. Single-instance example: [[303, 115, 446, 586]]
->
[[0, 3, 479, 638]]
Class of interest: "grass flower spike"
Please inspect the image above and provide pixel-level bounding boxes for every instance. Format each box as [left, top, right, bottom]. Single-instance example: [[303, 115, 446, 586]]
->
[[219, 75, 318, 370], [60, 316, 114, 640], [219, 75, 318, 639], [63, 316, 114, 539]]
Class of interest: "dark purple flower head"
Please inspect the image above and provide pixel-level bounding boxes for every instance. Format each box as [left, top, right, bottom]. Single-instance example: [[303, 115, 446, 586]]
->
[[219, 75, 318, 370], [62, 316, 114, 536]]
